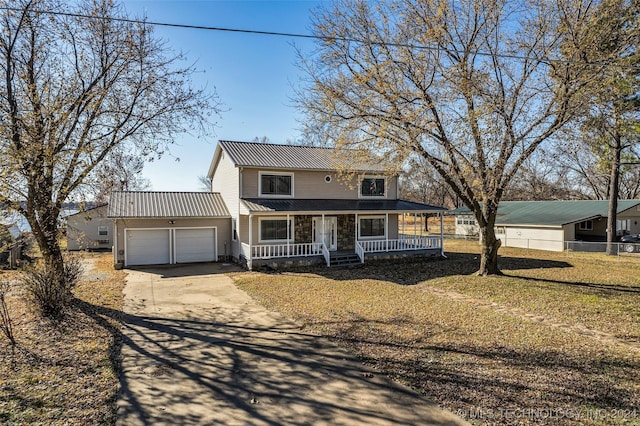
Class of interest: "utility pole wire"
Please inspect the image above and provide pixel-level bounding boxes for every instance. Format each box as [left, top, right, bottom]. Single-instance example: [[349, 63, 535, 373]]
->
[[0, 6, 636, 69]]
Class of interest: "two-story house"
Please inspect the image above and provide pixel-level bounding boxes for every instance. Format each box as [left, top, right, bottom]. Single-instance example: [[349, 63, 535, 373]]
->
[[109, 140, 446, 269]]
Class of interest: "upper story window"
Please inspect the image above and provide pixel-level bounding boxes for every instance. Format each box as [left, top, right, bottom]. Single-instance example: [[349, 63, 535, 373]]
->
[[259, 172, 293, 197], [361, 177, 385, 197]]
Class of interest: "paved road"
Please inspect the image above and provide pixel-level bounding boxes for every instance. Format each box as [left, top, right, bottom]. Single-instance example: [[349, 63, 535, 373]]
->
[[116, 263, 468, 425]]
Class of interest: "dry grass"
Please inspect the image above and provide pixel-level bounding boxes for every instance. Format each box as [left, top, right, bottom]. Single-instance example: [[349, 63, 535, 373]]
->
[[0, 252, 124, 425], [233, 240, 640, 425]]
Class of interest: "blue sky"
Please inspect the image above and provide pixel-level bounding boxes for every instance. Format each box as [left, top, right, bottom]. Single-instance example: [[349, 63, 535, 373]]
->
[[121, 0, 321, 191]]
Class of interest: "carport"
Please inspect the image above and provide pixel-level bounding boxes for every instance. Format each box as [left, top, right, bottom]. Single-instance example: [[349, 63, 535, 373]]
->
[[108, 191, 231, 267]]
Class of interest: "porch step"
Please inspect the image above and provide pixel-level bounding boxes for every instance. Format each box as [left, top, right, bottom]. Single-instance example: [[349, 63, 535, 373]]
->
[[329, 252, 362, 267]]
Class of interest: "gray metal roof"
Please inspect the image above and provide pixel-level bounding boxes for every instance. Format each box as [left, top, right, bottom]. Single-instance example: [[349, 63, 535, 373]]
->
[[108, 192, 230, 218], [451, 200, 640, 226], [218, 140, 386, 172], [241, 198, 446, 213]]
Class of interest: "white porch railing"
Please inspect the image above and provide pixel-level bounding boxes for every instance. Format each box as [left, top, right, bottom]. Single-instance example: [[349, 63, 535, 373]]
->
[[251, 242, 323, 259], [360, 235, 441, 253], [321, 243, 331, 267], [355, 241, 365, 263]]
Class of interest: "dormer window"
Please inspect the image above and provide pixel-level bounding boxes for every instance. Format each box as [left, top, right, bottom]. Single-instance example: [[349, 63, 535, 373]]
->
[[361, 177, 385, 197], [259, 172, 293, 197]]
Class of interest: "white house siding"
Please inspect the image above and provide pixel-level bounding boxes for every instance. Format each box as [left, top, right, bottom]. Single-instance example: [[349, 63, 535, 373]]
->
[[211, 151, 240, 257], [504, 226, 564, 251], [241, 168, 398, 200], [113, 218, 231, 265], [66, 205, 112, 251]]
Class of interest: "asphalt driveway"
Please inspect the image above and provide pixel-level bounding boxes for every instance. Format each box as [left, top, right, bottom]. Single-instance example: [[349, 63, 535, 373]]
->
[[116, 263, 467, 425]]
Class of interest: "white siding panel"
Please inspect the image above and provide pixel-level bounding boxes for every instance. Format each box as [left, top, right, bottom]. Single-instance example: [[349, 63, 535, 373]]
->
[[175, 228, 216, 263], [126, 229, 171, 266], [504, 227, 564, 252]]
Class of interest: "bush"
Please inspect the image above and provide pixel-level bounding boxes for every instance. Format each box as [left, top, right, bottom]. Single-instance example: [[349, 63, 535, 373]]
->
[[22, 255, 84, 320]]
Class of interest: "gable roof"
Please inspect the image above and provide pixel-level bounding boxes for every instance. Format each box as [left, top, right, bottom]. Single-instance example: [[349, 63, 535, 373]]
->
[[452, 200, 640, 226], [108, 191, 230, 218], [209, 140, 386, 176]]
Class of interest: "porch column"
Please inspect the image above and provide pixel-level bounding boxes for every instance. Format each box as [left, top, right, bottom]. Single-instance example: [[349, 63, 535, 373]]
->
[[287, 213, 290, 257], [385, 213, 389, 252], [355, 213, 359, 249], [414, 213, 417, 237], [322, 213, 325, 249], [440, 212, 445, 256], [249, 214, 253, 259]]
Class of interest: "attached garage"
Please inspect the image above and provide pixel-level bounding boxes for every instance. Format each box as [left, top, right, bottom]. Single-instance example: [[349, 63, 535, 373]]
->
[[109, 191, 231, 267]]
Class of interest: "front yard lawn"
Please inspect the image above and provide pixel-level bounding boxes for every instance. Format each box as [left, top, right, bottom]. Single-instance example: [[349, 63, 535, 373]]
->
[[0, 253, 124, 425], [233, 240, 640, 425]]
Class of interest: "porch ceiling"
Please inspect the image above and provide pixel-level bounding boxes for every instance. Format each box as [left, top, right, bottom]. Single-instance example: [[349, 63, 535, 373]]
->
[[241, 198, 446, 214]]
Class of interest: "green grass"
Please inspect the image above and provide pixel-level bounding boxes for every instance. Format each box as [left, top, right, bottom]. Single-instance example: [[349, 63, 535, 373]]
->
[[233, 239, 640, 425]]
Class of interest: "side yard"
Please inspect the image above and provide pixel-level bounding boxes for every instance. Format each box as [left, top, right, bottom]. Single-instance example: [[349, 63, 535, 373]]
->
[[0, 254, 125, 425], [233, 239, 640, 425]]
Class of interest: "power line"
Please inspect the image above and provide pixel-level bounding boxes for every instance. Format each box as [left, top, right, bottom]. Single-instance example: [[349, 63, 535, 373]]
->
[[0, 5, 636, 69]]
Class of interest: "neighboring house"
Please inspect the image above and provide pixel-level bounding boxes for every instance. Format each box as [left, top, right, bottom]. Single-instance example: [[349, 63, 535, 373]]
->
[[109, 140, 447, 268], [66, 205, 112, 251], [453, 200, 640, 251]]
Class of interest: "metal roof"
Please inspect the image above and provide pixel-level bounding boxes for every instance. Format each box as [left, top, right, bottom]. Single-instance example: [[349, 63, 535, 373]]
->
[[451, 200, 640, 226], [241, 198, 446, 214], [108, 192, 230, 218], [218, 140, 387, 172]]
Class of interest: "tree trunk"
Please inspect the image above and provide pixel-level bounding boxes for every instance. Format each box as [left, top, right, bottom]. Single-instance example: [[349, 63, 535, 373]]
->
[[27, 207, 65, 278], [477, 209, 502, 276], [606, 133, 622, 256]]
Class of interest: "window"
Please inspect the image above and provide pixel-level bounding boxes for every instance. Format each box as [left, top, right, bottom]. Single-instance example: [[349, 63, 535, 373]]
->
[[578, 220, 593, 231], [359, 216, 386, 238], [259, 218, 293, 242], [457, 215, 476, 226], [98, 226, 108, 236], [260, 172, 293, 197], [360, 177, 385, 197]]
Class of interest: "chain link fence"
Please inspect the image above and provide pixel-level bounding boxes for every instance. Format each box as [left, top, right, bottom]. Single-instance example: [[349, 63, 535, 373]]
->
[[564, 241, 640, 255]]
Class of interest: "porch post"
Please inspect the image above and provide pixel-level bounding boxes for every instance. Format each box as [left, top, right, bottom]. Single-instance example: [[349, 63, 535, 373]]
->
[[355, 213, 358, 248], [440, 212, 444, 256], [287, 213, 290, 257], [322, 213, 325, 249], [385, 213, 389, 252], [249, 214, 253, 260], [414, 213, 417, 237]]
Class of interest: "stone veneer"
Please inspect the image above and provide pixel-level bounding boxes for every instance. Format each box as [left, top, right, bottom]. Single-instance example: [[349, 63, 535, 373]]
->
[[337, 214, 355, 251], [295, 215, 313, 244]]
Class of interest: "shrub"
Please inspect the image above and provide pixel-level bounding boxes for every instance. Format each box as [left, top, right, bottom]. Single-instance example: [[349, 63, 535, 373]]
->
[[22, 255, 84, 320]]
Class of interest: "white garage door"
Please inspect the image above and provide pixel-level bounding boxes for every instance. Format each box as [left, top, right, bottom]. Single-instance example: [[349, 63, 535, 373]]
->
[[175, 228, 216, 263], [126, 229, 171, 266]]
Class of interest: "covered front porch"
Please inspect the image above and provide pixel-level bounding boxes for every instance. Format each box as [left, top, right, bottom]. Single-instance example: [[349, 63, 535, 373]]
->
[[235, 199, 446, 270]]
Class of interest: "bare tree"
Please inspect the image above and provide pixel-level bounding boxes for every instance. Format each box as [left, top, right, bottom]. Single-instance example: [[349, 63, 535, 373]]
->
[[557, 0, 638, 254], [297, 0, 605, 275], [84, 146, 151, 204], [197, 175, 211, 192], [0, 0, 219, 313]]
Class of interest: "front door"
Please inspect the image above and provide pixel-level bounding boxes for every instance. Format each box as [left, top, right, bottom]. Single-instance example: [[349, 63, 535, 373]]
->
[[313, 216, 337, 251]]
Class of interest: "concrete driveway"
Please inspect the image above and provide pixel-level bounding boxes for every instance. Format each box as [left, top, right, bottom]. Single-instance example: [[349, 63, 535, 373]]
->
[[116, 263, 468, 425]]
